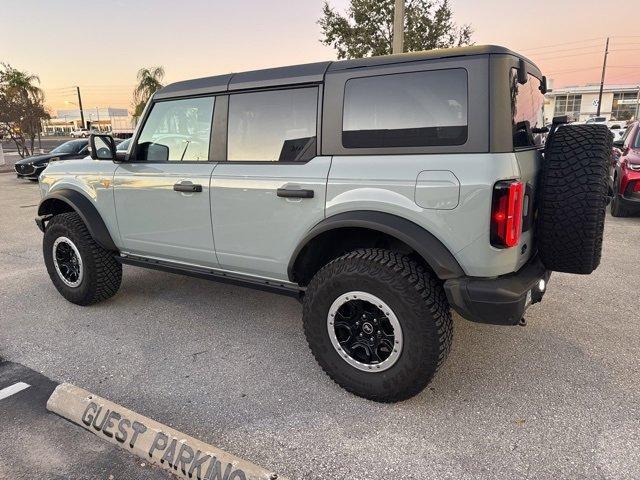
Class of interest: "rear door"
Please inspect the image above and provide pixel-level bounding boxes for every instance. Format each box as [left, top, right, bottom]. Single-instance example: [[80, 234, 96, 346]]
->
[[113, 95, 219, 267], [210, 87, 330, 281]]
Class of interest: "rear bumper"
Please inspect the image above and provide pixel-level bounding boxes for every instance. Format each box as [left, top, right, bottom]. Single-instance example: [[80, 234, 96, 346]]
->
[[444, 256, 550, 325]]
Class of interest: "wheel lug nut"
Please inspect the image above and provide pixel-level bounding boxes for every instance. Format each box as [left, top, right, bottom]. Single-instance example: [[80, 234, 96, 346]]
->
[[370, 337, 374, 341], [359, 333, 363, 337]]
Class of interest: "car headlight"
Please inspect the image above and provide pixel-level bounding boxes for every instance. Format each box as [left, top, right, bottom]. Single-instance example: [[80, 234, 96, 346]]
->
[[628, 163, 640, 171]]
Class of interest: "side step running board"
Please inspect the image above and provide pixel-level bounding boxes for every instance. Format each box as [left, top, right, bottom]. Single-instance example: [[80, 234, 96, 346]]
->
[[116, 255, 302, 299]]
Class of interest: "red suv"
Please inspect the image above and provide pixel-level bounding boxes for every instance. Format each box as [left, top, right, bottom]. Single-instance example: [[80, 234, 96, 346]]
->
[[611, 121, 640, 217]]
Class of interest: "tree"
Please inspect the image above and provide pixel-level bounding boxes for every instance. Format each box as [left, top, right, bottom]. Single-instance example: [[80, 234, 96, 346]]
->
[[132, 66, 165, 117], [319, 0, 472, 59], [0, 63, 49, 158]]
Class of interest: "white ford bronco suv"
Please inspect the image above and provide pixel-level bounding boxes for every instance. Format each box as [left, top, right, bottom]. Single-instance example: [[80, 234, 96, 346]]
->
[[36, 46, 612, 402]]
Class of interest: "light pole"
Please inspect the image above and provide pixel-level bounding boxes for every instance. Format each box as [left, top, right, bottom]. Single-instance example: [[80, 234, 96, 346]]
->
[[76, 86, 85, 128], [635, 85, 640, 121], [596, 37, 609, 117], [392, 0, 404, 55]]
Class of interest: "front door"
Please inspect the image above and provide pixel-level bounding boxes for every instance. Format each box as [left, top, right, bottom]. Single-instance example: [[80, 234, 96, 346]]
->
[[211, 87, 330, 281], [113, 95, 219, 267]]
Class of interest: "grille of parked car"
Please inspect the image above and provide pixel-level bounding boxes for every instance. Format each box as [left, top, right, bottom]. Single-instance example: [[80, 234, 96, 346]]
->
[[15, 163, 34, 175]]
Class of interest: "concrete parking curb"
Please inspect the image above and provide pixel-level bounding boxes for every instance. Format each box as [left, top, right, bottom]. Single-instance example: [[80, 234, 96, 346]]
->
[[47, 383, 288, 480]]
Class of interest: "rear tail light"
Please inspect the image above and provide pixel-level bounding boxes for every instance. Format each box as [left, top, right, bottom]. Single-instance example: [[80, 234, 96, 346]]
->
[[491, 180, 524, 248]]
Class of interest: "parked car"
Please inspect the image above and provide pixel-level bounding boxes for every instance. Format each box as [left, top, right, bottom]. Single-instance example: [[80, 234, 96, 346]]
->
[[35, 45, 612, 402], [14, 139, 89, 180], [585, 116, 607, 125], [71, 128, 97, 138], [610, 123, 627, 142], [83, 137, 131, 160], [611, 121, 640, 217]]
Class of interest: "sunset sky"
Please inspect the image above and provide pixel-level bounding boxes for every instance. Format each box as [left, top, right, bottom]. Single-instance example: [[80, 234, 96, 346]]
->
[[2, 0, 639, 113]]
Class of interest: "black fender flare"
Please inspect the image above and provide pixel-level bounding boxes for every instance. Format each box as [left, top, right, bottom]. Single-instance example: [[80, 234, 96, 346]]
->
[[288, 210, 465, 282], [37, 189, 118, 251]]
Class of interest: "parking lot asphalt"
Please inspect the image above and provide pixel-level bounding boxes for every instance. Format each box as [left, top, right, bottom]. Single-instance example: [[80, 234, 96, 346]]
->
[[1, 172, 639, 479]]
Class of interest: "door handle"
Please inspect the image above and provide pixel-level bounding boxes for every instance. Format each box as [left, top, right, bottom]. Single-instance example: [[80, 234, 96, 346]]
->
[[277, 188, 314, 199], [173, 182, 202, 193]]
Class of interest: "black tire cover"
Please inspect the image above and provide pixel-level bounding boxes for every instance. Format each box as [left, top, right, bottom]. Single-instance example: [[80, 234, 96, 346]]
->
[[537, 124, 613, 274]]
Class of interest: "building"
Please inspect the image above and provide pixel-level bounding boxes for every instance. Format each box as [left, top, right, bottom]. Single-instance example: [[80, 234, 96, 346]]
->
[[544, 84, 640, 124], [42, 107, 130, 135]]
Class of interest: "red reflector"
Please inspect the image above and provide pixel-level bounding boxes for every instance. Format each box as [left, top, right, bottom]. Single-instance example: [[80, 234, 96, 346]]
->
[[491, 181, 524, 248]]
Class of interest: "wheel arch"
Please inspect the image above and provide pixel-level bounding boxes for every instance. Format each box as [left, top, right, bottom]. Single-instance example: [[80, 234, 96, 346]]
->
[[37, 189, 118, 252], [288, 211, 465, 285]]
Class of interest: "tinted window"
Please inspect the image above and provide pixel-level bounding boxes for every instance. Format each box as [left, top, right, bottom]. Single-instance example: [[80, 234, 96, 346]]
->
[[510, 70, 545, 148], [227, 88, 317, 162], [135, 96, 214, 161], [342, 69, 468, 148]]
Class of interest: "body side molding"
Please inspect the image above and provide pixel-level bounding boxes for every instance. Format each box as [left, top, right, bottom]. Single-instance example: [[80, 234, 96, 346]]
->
[[288, 210, 465, 282], [37, 189, 118, 251]]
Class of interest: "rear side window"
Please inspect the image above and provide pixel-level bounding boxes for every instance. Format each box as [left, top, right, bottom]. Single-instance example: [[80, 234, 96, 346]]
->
[[135, 96, 214, 161], [510, 70, 545, 148], [227, 87, 318, 162], [342, 69, 468, 148]]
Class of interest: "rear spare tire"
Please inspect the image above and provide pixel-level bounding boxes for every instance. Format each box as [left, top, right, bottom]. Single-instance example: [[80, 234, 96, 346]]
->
[[537, 124, 612, 274]]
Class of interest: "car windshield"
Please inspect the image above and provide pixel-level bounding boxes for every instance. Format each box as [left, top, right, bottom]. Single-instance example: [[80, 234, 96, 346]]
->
[[50, 140, 86, 154]]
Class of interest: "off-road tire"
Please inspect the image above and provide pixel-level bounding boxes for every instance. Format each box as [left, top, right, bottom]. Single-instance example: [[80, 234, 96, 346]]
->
[[537, 124, 612, 274], [302, 248, 452, 403], [610, 178, 629, 217], [43, 212, 122, 305], [610, 194, 629, 217]]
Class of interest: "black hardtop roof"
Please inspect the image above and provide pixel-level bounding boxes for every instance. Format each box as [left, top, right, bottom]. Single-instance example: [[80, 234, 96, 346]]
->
[[155, 45, 529, 99]]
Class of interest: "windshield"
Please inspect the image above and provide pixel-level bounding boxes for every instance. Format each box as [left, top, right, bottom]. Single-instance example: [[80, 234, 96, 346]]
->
[[117, 138, 131, 151], [50, 140, 85, 154]]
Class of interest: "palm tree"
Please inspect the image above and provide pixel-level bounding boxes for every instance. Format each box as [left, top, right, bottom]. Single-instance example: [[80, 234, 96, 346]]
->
[[133, 66, 165, 117], [0, 63, 43, 102], [0, 63, 47, 156]]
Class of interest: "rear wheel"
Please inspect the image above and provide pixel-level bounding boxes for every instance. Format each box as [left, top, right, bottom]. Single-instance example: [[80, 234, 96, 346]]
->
[[610, 181, 629, 217], [302, 249, 452, 403], [43, 212, 122, 305], [537, 124, 612, 274]]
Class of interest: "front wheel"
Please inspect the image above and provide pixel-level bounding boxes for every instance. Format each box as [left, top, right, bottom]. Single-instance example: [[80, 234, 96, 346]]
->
[[302, 249, 452, 403], [43, 212, 122, 305], [610, 182, 629, 217]]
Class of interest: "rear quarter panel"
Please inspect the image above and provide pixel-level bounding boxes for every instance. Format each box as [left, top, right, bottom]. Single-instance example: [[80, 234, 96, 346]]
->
[[326, 152, 532, 277]]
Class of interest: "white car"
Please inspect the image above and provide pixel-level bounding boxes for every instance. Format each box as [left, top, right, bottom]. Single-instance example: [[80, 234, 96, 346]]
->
[[610, 124, 627, 141], [70, 128, 97, 138]]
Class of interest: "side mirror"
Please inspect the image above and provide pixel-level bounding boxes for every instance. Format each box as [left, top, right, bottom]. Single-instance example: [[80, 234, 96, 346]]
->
[[613, 139, 624, 148], [89, 134, 116, 160]]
